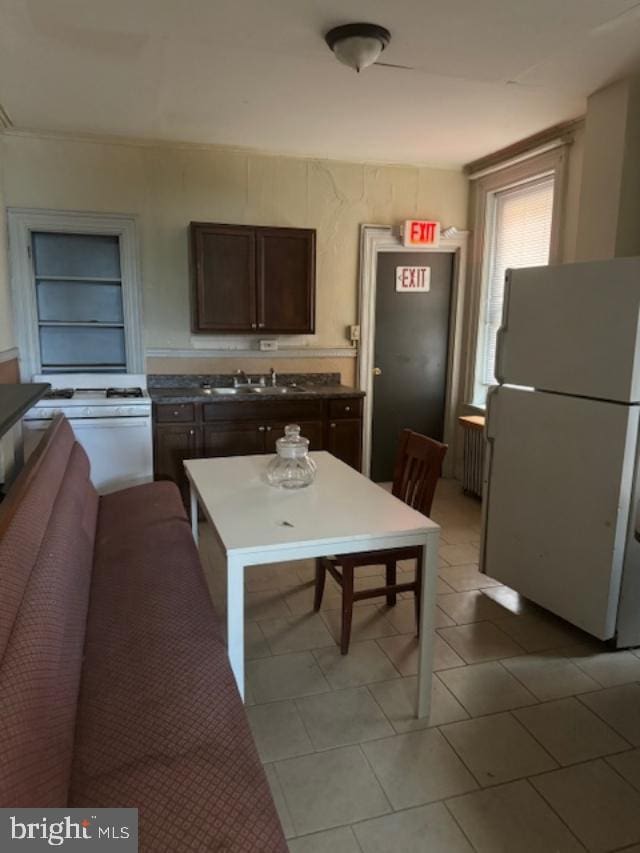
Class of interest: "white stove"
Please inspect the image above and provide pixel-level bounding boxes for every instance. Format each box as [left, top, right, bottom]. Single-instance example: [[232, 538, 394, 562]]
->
[[24, 374, 153, 494]]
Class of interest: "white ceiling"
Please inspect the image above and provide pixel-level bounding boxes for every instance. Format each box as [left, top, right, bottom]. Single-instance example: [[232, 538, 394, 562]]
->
[[3, 0, 640, 167]]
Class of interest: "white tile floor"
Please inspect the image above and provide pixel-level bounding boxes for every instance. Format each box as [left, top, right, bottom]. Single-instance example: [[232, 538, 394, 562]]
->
[[199, 479, 640, 853]]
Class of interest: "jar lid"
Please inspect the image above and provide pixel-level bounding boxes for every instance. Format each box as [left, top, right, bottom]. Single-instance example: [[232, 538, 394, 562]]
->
[[276, 424, 309, 459]]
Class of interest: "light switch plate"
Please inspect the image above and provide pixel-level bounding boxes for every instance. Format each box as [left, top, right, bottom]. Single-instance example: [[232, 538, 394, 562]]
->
[[349, 324, 360, 342], [259, 339, 278, 351]]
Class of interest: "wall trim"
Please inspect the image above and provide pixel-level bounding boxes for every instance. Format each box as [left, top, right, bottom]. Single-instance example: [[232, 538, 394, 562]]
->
[[0, 127, 464, 173], [0, 347, 19, 364], [462, 145, 569, 407], [464, 117, 584, 177], [146, 347, 357, 359], [358, 224, 469, 480]]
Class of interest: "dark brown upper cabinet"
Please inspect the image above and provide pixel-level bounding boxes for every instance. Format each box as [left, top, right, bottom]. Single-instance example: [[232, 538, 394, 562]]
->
[[190, 222, 315, 334]]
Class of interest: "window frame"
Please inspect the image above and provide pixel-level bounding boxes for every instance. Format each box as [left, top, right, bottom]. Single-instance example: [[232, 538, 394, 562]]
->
[[8, 209, 144, 377], [464, 147, 568, 409]]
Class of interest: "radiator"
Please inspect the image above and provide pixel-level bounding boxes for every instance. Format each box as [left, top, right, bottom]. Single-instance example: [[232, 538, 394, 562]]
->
[[459, 415, 485, 498]]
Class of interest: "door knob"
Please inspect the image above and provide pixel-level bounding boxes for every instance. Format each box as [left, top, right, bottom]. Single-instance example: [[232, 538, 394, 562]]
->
[[373, 367, 382, 376]]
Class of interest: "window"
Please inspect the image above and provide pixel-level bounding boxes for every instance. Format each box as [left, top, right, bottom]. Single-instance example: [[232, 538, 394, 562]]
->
[[32, 232, 127, 373], [466, 144, 567, 408], [8, 210, 143, 377], [477, 176, 555, 387]]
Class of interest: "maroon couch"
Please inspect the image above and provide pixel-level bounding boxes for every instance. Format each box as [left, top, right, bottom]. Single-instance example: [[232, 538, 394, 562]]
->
[[0, 415, 287, 852]]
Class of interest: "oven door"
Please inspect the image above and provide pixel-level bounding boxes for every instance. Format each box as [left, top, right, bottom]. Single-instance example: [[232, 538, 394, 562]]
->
[[24, 416, 153, 495]]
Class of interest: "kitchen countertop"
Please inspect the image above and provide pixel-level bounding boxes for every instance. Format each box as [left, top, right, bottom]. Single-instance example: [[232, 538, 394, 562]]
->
[[149, 384, 364, 404]]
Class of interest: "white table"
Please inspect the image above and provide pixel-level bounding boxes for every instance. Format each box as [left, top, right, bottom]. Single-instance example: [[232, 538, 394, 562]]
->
[[184, 452, 440, 719]]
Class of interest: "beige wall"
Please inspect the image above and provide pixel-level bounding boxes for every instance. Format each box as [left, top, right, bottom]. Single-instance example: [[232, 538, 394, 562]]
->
[[575, 76, 640, 260], [0, 132, 468, 377]]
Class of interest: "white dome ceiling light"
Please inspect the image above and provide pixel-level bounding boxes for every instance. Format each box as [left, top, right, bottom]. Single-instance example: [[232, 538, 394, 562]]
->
[[325, 23, 391, 73]]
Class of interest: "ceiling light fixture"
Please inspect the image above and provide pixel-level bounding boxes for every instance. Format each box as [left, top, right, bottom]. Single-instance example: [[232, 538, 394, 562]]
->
[[325, 23, 391, 73]]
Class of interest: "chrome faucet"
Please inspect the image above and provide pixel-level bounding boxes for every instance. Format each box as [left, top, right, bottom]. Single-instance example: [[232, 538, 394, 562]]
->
[[234, 369, 266, 388], [234, 369, 249, 387]]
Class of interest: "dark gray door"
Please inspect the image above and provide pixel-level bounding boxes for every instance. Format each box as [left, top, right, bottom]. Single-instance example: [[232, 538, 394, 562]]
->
[[371, 251, 453, 482]]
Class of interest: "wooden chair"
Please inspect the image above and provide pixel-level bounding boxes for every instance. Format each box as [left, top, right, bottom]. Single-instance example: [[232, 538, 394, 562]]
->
[[314, 429, 447, 654]]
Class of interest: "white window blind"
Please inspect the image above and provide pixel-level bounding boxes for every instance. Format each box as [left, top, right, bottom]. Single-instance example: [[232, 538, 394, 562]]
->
[[480, 175, 555, 385]]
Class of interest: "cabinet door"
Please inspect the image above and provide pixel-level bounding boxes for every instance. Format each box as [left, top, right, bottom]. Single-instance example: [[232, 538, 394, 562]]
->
[[191, 223, 257, 332], [327, 419, 362, 470], [264, 420, 324, 453], [203, 422, 265, 457], [256, 228, 315, 333], [154, 424, 200, 504]]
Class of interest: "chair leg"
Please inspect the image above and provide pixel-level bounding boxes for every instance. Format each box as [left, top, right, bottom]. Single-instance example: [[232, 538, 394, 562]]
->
[[341, 562, 354, 655], [313, 558, 326, 612], [385, 559, 397, 607], [414, 549, 423, 636]]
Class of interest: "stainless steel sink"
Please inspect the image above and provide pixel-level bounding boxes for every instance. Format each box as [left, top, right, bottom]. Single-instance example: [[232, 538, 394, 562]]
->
[[202, 385, 304, 396], [202, 387, 255, 396], [249, 386, 303, 395]]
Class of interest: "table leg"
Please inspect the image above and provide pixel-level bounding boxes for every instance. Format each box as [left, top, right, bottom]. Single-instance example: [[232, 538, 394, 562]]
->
[[190, 482, 199, 546], [226, 554, 245, 701], [416, 530, 440, 718]]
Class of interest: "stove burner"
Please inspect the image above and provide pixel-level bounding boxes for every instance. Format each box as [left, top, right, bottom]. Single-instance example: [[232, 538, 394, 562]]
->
[[42, 388, 74, 400], [106, 387, 143, 399]]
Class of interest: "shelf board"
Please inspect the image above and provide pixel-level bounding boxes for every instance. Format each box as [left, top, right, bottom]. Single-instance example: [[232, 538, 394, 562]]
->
[[0, 384, 50, 439], [38, 321, 125, 328], [34, 275, 122, 284], [41, 364, 126, 372]]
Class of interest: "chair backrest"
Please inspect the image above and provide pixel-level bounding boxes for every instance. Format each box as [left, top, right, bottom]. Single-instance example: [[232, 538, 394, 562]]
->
[[391, 429, 448, 517]]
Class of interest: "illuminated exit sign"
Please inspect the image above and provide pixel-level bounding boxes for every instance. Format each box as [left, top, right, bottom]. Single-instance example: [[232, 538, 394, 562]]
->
[[402, 219, 440, 247]]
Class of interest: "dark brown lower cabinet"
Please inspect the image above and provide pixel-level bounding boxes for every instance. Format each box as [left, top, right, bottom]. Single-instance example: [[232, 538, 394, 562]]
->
[[203, 422, 265, 457], [327, 419, 362, 469], [264, 420, 324, 453], [153, 423, 200, 506], [153, 396, 363, 508]]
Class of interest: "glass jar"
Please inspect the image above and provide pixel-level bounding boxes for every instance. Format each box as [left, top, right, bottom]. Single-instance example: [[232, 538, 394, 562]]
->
[[266, 424, 317, 489]]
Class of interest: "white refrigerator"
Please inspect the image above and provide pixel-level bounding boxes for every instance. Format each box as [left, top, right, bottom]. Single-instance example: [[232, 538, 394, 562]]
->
[[481, 257, 640, 647]]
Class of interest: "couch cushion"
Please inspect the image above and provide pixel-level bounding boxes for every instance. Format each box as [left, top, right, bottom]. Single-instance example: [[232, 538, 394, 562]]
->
[[0, 430, 98, 807], [0, 417, 75, 654], [71, 751, 288, 853], [73, 512, 233, 780], [72, 483, 287, 851], [95, 481, 187, 556]]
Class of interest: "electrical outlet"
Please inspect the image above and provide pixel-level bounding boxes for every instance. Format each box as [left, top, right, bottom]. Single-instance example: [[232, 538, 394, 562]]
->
[[259, 339, 278, 351], [349, 324, 360, 342]]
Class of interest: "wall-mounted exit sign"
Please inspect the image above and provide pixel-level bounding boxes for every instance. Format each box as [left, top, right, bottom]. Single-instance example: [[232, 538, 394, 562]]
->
[[402, 219, 440, 247], [396, 266, 430, 292]]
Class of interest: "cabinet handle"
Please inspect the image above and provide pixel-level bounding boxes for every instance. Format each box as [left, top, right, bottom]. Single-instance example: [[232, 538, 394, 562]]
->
[[330, 422, 336, 429], [189, 429, 195, 435], [345, 405, 351, 412], [258, 322, 265, 328], [251, 323, 257, 329], [173, 410, 179, 416], [266, 425, 272, 431], [258, 425, 266, 432]]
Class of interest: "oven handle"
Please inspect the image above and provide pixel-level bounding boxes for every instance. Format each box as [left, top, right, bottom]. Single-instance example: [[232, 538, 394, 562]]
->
[[24, 417, 151, 429]]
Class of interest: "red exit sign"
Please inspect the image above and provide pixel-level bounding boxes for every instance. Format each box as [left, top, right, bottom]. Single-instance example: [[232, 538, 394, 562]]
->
[[402, 219, 440, 247]]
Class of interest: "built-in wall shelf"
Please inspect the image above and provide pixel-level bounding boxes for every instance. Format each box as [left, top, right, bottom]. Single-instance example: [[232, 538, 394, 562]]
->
[[0, 383, 50, 439], [34, 275, 123, 284], [38, 321, 125, 328]]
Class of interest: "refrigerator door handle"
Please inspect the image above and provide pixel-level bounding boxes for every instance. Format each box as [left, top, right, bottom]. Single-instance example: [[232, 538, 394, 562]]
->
[[494, 269, 512, 385]]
